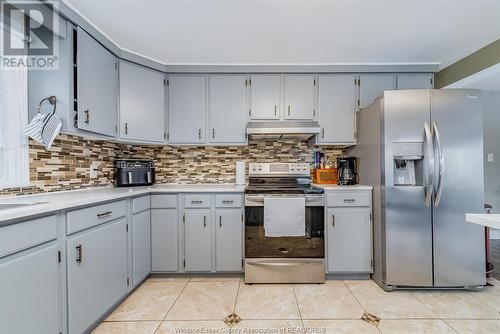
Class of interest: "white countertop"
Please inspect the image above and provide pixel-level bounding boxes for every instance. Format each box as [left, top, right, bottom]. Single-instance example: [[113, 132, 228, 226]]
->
[[313, 184, 373, 191], [466, 214, 500, 230], [0, 184, 246, 224]]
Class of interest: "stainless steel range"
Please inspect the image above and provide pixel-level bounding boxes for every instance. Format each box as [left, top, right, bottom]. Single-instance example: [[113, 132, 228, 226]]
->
[[244, 163, 325, 283]]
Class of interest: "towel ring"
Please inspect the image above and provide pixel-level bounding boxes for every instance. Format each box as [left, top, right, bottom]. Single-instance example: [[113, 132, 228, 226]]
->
[[37, 95, 57, 115]]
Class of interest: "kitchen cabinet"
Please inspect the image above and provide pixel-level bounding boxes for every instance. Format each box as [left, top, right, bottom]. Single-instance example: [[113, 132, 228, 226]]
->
[[249, 75, 281, 120], [215, 209, 243, 271], [0, 243, 60, 334], [76, 27, 118, 137], [151, 209, 178, 272], [168, 75, 206, 144], [119, 61, 166, 143], [132, 210, 151, 285], [209, 75, 248, 144], [184, 209, 212, 272], [327, 207, 372, 273], [284, 75, 317, 120], [397, 73, 433, 89], [317, 75, 357, 144], [358, 74, 396, 109], [66, 218, 128, 334]]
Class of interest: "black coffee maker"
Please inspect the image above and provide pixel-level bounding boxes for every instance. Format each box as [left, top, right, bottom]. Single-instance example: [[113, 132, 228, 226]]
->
[[337, 157, 358, 185]]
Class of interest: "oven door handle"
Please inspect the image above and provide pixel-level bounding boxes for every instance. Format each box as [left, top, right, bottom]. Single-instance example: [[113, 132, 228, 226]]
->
[[245, 259, 321, 268]]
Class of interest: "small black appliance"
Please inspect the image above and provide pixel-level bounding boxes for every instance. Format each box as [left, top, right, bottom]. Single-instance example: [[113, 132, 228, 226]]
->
[[337, 157, 358, 185], [115, 159, 155, 187]]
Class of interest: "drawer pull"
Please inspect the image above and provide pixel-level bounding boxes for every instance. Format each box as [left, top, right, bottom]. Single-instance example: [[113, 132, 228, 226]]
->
[[97, 211, 112, 218], [76, 244, 83, 263], [343, 199, 356, 203], [332, 215, 335, 227], [222, 200, 234, 204], [219, 215, 222, 228], [203, 216, 207, 228], [191, 200, 203, 204]]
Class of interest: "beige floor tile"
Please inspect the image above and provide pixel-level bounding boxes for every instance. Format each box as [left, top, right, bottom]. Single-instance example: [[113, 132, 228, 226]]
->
[[445, 320, 500, 334], [303, 320, 379, 334], [378, 320, 455, 334], [157, 321, 228, 334], [147, 277, 190, 283], [92, 321, 160, 334], [472, 278, 500, 312], [412, 290, 500, 319], [345, 280, 437, 319], [232, 319, 302, 330], [166, 282, 239, 320], [190, 275, 242, 282], [293, 281, 365, 319], [235, 284, 301, 320], [106, 280, 187, 321]]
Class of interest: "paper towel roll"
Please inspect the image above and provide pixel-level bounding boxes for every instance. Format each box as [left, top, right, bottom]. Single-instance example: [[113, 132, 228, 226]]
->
[[235, 161, 246, 185]]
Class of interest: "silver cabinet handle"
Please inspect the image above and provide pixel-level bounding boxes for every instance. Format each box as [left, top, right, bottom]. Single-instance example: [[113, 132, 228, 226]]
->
[[84, 109, 90, 124], [191, 200, 202, 204], [76, 244, 83, 263], [219, 215, 222, 228], [203, 216, 207, 228], [332, 215, 335, 227], [198, 129, 202, 140], [433, 121, 444, 207], [274, 105, 277, 117], [288, 105, 291, 116], [222, 200, 234, 204], [97, 211, 112, 218], [212, 128, 215, 139], [423, 122, 435, 207], [125, 122, 128, 134], [322, 128, 325, 138], [343, 199, 356, 203]]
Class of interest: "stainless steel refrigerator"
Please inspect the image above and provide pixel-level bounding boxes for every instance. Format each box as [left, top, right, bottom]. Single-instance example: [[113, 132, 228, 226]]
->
[[351, 89, 485, 290]]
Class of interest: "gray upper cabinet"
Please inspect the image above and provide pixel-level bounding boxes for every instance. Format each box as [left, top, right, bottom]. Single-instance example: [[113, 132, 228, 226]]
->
[[151, 209, 178, 272], [284, 75, 317, 120], [0, 243, 60, 334], [132, 210, 151, 285], [215, 209, 243, 271], [66, 219, 128, 334], [249, 75, 281, 120], [358, 74, 396, 109], [168, 75, 206, 144], [397, 73, 433, 89], [184, 210, 212, 272], [119, 61, 166, 143], [317, 75, 357, 144], [76, 27, 118, 137], [209, 75, 248, 144]]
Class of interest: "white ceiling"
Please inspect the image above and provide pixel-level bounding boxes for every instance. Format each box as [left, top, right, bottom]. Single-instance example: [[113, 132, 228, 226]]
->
[[64, 0, 500, 68]]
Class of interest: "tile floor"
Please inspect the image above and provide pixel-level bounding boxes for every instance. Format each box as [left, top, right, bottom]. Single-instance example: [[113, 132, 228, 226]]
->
[[93, 276, 500, 334]]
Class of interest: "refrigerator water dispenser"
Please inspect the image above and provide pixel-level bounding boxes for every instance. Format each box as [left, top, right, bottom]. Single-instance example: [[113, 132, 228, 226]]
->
[[393, 142, 424, 186]]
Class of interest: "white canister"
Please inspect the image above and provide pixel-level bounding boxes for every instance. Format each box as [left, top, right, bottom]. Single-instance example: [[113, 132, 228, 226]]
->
[[235, 161, 246, 185]]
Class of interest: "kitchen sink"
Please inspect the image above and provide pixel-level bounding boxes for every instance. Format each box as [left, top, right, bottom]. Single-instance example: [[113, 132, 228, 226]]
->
[[0, 202, 49, 210]]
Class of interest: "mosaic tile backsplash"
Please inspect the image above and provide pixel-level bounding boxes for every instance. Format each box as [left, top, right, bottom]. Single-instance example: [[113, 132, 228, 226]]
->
[[0, 133, 345, 196]]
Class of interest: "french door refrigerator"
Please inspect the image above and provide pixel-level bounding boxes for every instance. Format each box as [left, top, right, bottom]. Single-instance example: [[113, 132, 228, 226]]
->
[[351, 89, 485, 290]]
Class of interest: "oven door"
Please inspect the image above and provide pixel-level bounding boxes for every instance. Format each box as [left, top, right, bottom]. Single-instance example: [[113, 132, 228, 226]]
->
[[244, 194, 325, 259]]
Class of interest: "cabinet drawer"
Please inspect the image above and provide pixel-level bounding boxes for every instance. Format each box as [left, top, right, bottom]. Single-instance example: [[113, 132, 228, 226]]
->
[[66, 200, 126, 235], [184, 195, 211, 208], [327, 191, 370, 207], [0, 215, 57, 258], [151, 195, 177, 209], [132, 196, 150, 214], [215, 194, 242, 208]]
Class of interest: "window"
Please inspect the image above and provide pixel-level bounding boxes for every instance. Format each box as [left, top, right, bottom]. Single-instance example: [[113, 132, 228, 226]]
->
[[0, 33, 29, 188]]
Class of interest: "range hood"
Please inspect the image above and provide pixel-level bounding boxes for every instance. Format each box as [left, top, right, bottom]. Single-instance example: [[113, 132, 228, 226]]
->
[[246, 121, 321, 141]]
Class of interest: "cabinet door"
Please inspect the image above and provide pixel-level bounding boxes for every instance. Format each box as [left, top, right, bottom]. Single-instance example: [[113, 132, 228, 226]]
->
[[184, 210, 212, 272], [359, 74, 396, 109], [249, 75, 280, 120], [119, 61, 165, 142], [67, 219, 128, 334], [327, 207, 372, 273], [284, 75, 316, 120], [133, 210, 151, 285], [215, 209, 243, 271], [397, 74, 433, 90], [209, 75, 247, 144], [77, 27, 118, 137], [151, 209, 178, 271], [168, 75, 206, 144], [318, 75, 357, 144], [0, 244, 60, 334]]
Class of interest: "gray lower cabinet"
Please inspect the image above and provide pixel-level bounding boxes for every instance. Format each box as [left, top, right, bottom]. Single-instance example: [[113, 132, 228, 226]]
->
[[184, 209, 212, 272], [0, 243, 60, 334], [151, 209, 178, 271], [66, 219, 128, 334], [215, 209, 243, 271], [132, 210, 151, 285], [327, 207, 372, 273]]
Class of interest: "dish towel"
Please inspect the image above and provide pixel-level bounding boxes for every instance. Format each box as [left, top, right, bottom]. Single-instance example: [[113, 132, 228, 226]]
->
[[25, 96, 61, 149], [264, 197, 305, 237]]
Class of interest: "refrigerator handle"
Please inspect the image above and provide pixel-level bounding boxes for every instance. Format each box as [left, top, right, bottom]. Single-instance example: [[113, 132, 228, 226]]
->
[[433, 121, 444, 207], [424, 122, 434, 207]]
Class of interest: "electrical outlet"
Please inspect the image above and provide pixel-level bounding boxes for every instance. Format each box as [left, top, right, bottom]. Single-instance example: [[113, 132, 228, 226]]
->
[[90, 162, 99, 179], [488, 153, 495, 162]]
